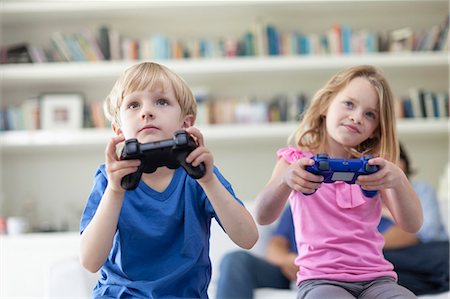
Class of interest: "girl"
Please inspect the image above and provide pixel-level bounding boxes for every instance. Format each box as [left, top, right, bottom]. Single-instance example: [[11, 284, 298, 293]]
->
[[254, 65, 422, 299]]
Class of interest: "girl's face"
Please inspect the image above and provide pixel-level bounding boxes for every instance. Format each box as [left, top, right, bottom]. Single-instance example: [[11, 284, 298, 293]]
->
[[324, 77, 379, 156], [114, 84, 193, 143]]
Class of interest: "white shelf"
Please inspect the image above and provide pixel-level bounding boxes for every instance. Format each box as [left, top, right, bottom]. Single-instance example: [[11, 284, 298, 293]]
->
[[1, 119, 448, 152], [1, 0, 448, 255], [1, 53, 447, 82]]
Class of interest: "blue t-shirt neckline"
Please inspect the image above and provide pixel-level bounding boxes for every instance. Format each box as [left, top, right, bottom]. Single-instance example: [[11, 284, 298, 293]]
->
[[136, 167, 183, 201]]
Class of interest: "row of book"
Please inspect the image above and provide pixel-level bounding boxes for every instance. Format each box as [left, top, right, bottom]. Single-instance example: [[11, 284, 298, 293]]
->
[[1, 89, 448, 132], [396, 89, 450, 119], [1, 14, 448, 64]]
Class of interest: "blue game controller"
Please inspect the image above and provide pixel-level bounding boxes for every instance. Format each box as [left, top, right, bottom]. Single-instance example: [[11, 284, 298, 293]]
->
[[304, 153, 379, 197]]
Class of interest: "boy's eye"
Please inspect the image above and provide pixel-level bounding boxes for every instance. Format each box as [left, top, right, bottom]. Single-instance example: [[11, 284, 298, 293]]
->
[[156, 98, 169, 106], [127, 101, 140, 109]]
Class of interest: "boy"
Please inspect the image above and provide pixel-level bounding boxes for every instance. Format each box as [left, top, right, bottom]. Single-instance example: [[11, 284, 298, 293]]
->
[[80, 62, 258, 298]]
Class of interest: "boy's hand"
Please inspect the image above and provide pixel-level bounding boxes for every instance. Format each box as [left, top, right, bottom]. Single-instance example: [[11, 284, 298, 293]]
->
[[283, 157, 323, 195], [105, 136, 141, 192], [184, 127, 214, 183], [357, 157, 406, 191]]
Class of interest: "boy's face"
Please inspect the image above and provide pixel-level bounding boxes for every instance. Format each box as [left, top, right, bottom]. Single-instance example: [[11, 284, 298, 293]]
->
[[114, 85, 193, 143], [325, 77, 380, 150]]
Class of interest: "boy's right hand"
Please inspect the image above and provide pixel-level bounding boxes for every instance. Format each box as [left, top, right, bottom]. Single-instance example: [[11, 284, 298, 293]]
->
[[105, 136, 141, 193], [282, 157, 323, 195]]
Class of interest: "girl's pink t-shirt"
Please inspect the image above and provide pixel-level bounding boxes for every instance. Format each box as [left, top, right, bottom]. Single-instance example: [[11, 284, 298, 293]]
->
[[277, 147, 396, 285]]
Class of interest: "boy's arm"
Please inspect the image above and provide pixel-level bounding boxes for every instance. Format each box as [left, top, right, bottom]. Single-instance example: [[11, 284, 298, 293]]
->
[[80, 136, 140, 273], [80, 187, 124, 272], [185, 127, 258, 249], [200, 176, 258, 249]]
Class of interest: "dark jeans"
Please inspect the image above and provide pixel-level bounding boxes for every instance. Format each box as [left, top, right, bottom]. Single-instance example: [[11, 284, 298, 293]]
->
[[215, 251, 291, 299], [384, 240, 449, 295]]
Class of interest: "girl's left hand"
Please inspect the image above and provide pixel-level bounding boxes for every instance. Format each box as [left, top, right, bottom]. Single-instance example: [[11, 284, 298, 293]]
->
[[356, 157, 407, 191], [184, 126, 214, 182]]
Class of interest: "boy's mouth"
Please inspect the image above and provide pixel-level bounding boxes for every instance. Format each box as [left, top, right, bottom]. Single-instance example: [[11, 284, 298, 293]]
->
[[139, 125, 159, 132]]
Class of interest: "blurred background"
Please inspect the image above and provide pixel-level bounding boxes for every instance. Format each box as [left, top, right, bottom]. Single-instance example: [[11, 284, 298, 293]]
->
[[0, 0, 448, 296]]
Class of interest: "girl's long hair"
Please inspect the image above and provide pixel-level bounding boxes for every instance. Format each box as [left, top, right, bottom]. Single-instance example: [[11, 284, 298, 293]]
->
[[289, 65, 399, 163]]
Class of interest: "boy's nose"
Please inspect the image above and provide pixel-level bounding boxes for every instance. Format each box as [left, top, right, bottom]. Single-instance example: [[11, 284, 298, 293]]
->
[[141, 106, 154, 119]]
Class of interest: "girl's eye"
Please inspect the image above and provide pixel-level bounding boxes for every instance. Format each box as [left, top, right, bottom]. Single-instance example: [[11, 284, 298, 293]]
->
[[343, 101, 353, 108], [365, 111, 377, 119], [156, 98, 169, 106]]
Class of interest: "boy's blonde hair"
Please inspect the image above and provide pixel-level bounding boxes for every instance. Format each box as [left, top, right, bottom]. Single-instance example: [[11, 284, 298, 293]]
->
[[290, 65, 399, 163], [104, 62, 197, 127]]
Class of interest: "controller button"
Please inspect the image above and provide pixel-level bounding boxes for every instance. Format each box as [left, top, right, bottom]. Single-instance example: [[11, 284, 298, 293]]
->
[[318, 161, 329, 171]]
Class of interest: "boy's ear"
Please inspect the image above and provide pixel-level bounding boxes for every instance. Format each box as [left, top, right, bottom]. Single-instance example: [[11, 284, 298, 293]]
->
[[182, 114, 195, 128], [112, 121, 122, 136]]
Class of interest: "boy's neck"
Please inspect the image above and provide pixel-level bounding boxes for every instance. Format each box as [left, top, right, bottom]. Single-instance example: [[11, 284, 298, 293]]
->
[[141, 168, 175, 192]]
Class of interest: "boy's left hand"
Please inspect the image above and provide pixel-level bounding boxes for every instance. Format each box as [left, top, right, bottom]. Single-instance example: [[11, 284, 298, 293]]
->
[[356, 157, 406, 191], [184, 127, 214, 182]]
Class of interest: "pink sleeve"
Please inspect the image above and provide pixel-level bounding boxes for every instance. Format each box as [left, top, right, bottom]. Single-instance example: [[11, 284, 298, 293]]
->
[[277, 146, 311, 164]]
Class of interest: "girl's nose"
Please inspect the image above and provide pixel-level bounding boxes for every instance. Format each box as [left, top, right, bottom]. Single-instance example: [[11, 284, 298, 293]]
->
[[349, 112, 362, 124]]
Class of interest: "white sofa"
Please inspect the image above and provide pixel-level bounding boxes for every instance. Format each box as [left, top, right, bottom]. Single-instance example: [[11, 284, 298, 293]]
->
[[3, 201, 446, 298], [43, 211, 449, 299]]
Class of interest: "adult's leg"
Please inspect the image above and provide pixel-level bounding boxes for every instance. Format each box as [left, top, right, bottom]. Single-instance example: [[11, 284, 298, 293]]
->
[[215, 250, 290, 299]]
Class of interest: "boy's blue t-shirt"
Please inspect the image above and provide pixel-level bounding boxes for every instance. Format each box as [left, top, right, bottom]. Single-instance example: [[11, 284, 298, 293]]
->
[[80, 165, 242, 299]]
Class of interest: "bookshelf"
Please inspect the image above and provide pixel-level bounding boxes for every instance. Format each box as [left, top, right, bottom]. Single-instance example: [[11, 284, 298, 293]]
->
[[0, 0, 449, 233]]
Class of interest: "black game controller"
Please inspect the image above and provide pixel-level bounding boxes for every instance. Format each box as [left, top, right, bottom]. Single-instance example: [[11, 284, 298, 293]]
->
[[120, 130, 206, 190]]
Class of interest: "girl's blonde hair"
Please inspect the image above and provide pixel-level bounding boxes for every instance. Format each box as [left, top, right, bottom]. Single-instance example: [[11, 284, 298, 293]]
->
[[104, 62, 197, 127], [290, 65, 399, 163]]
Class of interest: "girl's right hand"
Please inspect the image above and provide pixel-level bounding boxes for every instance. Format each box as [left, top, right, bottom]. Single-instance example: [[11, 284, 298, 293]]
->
[[282, 157, 323, 195], [104, 136, 141, 193]]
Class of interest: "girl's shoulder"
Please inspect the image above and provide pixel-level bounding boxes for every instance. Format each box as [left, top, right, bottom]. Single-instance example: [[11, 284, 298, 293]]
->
[[277, 146, 313, 164]]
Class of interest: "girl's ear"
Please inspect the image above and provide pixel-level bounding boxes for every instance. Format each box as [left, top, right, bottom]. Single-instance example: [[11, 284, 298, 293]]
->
[[182, 114, 195, 128], [112, 121, 122, 136]]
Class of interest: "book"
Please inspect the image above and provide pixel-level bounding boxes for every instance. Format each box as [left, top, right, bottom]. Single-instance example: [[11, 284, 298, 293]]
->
[[98, 26, 111, 60], [50, 31, 73, 62], [408, 88, 425, 118], [423, 90, 437, 118], [21, 97, 40, 130], [0, 43, 33, 64], [436, 92, 449, 118]]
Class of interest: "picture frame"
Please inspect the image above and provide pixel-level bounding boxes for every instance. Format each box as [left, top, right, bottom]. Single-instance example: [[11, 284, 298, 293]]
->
[[40, 93, 84, 130]]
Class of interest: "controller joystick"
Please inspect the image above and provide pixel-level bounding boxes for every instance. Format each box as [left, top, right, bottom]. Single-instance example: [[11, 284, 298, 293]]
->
[[120, 130, 206, 190], [304, 153, 379, 197]]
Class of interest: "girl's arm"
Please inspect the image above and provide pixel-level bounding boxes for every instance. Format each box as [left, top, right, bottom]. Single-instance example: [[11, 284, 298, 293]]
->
[[357, 157, 423, 233], [80, 136, 141, 273], [254, 157, 322, 225]]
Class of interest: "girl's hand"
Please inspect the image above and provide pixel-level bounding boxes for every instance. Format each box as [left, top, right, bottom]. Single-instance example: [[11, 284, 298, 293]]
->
[[184, 127, 214, 183], [104, 136, 141, 192], [282, 157, 323, 194], [356, 157, 406, 191]]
